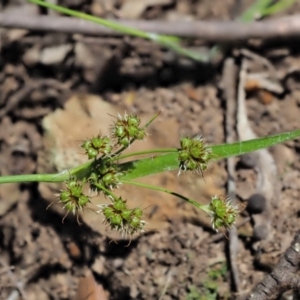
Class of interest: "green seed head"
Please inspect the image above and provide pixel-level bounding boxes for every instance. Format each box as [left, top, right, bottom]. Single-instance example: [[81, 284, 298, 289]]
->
[[178, 150, 190, 161], [91, 137, 103, 149], [115, 126, 125, 138], [127, 116, 140, 127], [113, 198, 127, 211], [102, 206, 114, 219], [226, 213, 236, 227], [64, 201, 74, 213], [87, 148, 98, 159], [88, 172, 98, 183], [98, 163, 109, 175], [102, 173, 113, 185], [185, 159, 198, 170], [128, 125, 138, 138], [132, 207, 143, 218], [190, 146, 203, 159], [110, 214, 122, 226], [135, 129, 146, 140], [97, 198, 146, 237], [78, 195, 89, 207], [102, 144, 112, 155], [120, 137, 130, 147], [69, 184, 82, 198], [60, 191, 70, 203], [208, 196, 239, 231], [129, 216, 141, 228], [180, 137, 193, 149], [121, 209, 132, 221], [67, 179, 78, 188], [81, 140, 91, 150], [178, 136, 213, 174]]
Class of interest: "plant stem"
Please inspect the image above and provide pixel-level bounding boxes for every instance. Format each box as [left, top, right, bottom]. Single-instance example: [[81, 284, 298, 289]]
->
[[93, 183, 118, 200], [1, 129, 300, 185], [113, 111, 162, 156], [27, 0, 209, 62], [143, 111, 162, 129], [0, 160, 94, 184], [0, 173, 63, 184], [122, 180, 204, 210], [112, 148, 178, 161], [28, 0, 155, 39]]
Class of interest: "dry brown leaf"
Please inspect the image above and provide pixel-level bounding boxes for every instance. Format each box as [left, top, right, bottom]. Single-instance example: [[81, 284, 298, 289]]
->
[[74, 272, 108, 300]]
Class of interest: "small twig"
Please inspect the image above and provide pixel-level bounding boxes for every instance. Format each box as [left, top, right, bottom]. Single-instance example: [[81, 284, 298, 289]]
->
[[246, 73, 283, 94], [222, 58, 240, 292], [2, 13, 300, 41], [237, 59, 279, 242], [246, 230, 300, 299], [0, 266, 15, 276], [158, 268, 173, 300], [0, 260, 26, 300], [240, 49, 277, 76]]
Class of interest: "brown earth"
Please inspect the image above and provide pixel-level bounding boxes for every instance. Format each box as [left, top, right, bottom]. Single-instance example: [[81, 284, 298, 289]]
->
[[0, 0, 300, 299]]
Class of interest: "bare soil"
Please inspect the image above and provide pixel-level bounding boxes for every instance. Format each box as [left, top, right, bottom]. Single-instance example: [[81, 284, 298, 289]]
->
[[0, 1, 300, 299]]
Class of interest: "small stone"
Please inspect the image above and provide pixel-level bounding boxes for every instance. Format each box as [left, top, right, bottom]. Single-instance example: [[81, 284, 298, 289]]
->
[[253, 224, 268, 240], [40, 44, 72, 66], [247, 194, 266, 214], [112, 258, 124, 269]]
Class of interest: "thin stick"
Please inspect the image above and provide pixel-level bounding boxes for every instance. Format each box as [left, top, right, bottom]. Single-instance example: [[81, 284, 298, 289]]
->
[[3, 13, 300, 41], [222, 58, 240, 292]]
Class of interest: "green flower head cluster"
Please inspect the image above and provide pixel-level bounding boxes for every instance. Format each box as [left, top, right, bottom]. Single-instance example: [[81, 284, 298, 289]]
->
[[204, 196, 239, 232], [178, 136, 214, 174], [88, 162, 123, 193], [112, 113, 146, 147], [81, 135, 112, 159], [55, 113, 239, 236], [58, 177, 90, 217], [97, 197, 146, 237]]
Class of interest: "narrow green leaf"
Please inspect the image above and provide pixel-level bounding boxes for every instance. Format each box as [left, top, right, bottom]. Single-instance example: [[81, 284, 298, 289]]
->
[[120, 129, 300, 181], [238, 0, 273, 22], [262, 0, 296, 16], [28, 0, 208, 62], [239, 0, 296, 22]]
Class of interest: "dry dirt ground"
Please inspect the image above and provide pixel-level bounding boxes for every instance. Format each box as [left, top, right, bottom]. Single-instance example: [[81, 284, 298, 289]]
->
[[1, 0, 300, 299]]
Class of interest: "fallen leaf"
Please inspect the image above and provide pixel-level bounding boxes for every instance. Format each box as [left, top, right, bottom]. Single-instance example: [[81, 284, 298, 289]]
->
[[74, 272, 108, 300]]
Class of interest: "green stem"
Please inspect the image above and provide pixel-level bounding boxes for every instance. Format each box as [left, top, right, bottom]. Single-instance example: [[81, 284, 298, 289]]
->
[[143, 111, 162, 129], [113, 111, 162, 156], [122, 180, 204, 210], [112, 148, 178, 161], [0, 160, 94, 184], [27, 0, 209, 62], [0, 173, 63, 184], [28, 0, 154, 39], [93, 183, 118, 200]]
